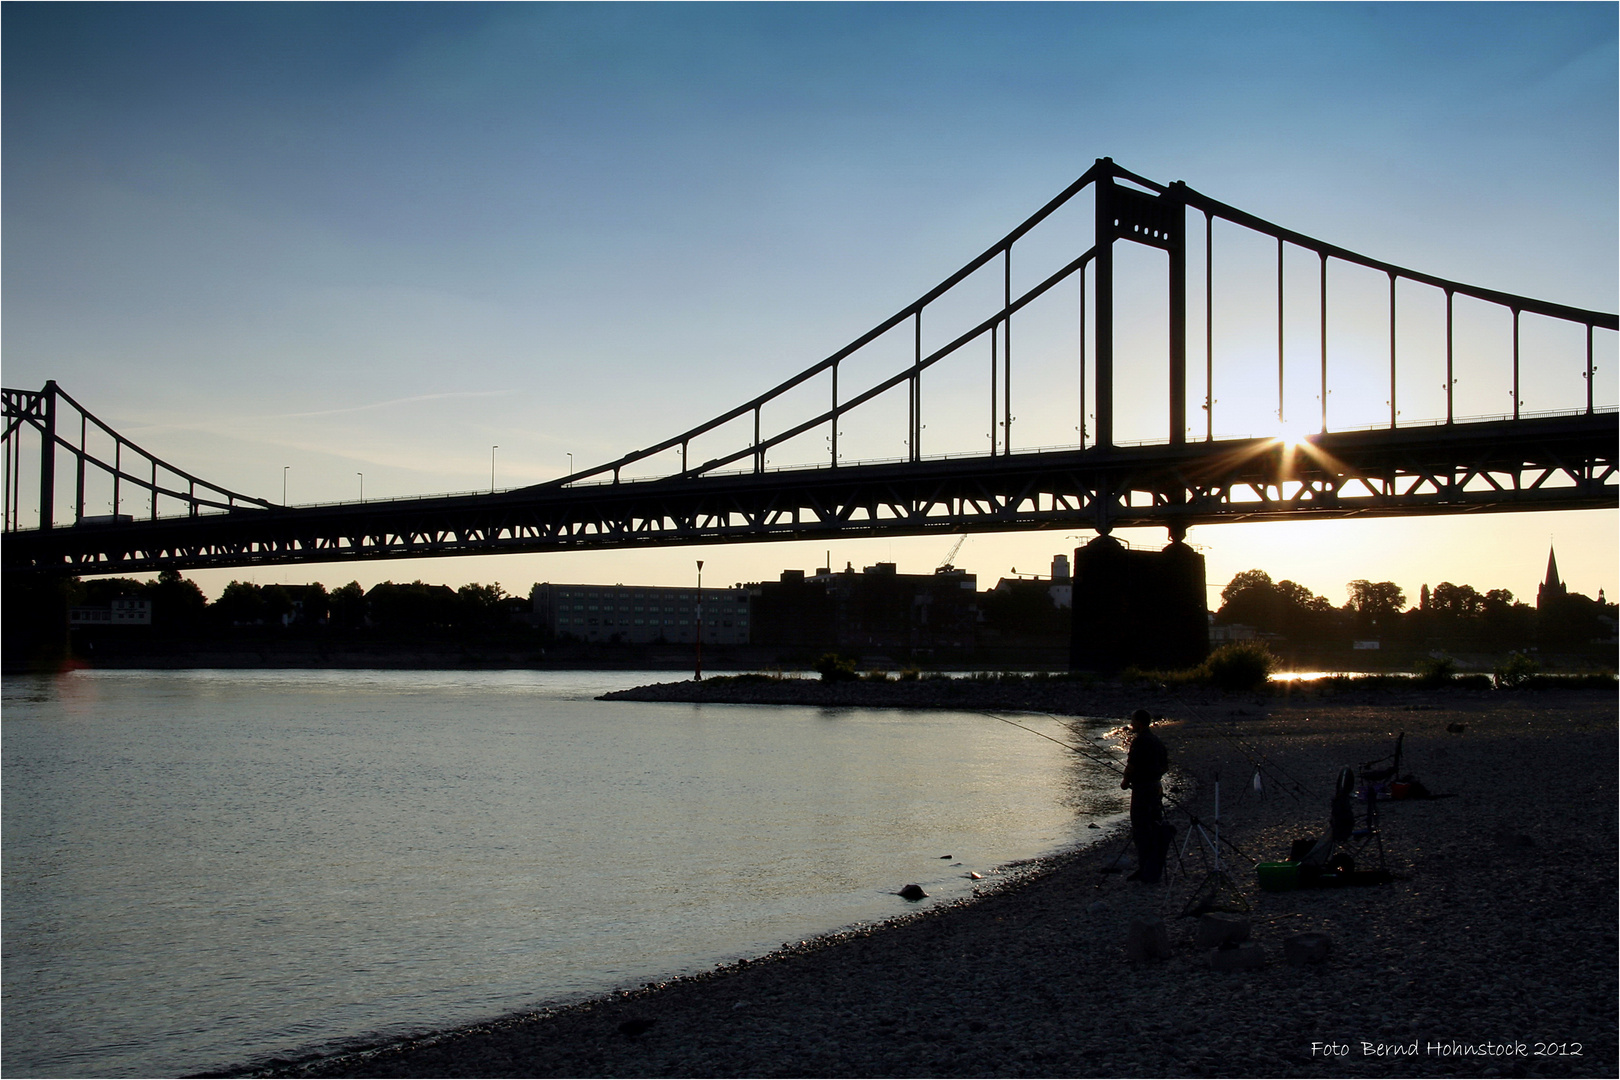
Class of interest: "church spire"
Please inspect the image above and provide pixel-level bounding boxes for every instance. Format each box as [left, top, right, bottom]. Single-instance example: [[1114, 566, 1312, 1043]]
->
[[1537, 545, 1567, 610]]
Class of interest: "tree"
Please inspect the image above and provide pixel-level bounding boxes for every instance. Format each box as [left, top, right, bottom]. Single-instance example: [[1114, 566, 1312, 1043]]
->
[[81, 577, 150, 606], [367, 581, 458, 630], [329, 581, 367, 628], [1219, 569, 1274, 612], [1429, 582, 1484, 619], [1345, 580, 1405, 619], [150, 569, 207, 629], [1215, 570, 1338, 644], [454, 583, 508, 630], [214, 581, 267, 625], [1479, 588, 1533, 651], [1276, 579, 1335, 617], [291, 582, 330, 625], [1215, 570, 1277, 630]]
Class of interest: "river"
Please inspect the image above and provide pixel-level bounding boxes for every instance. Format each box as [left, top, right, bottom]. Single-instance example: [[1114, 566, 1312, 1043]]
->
[[1, 668, 1124, 1077]]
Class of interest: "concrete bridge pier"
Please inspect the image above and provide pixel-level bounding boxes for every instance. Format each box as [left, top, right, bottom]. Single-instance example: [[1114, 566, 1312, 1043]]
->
[[2, 570, 73, 673], [1069, 533, 1208, 675]]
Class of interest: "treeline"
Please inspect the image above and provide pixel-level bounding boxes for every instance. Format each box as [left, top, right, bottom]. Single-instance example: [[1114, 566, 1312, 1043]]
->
[[1214, 570, 1614, 659], [71, 574, 525, 634], [67, 566, 1618, 661]]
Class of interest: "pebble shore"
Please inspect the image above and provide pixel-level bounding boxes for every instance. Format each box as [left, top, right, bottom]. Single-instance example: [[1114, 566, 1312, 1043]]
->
[[237, 686, 1616, 1079]]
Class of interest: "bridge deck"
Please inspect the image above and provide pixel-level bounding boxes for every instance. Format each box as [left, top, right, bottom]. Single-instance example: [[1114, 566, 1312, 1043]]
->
[[6, 412, 1613, 576]]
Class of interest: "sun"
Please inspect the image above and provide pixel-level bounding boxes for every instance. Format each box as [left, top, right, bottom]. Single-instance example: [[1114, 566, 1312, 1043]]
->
[[1273, 416, 1313, 450]]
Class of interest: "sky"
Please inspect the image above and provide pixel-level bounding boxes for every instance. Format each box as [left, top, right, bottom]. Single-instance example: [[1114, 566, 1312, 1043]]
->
[[4, 2, 1616, 610]]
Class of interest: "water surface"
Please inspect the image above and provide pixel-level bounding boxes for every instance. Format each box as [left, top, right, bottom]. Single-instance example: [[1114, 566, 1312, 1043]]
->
[[2, 669, 1123, 1077]]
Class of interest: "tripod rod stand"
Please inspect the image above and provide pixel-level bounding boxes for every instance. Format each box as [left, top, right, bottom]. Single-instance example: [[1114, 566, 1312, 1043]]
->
[[1177, 772, 1249, 916]]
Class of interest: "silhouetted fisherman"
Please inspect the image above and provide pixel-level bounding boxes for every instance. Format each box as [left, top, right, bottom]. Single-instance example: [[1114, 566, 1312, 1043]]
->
[[1121, 708, 1171, 883]]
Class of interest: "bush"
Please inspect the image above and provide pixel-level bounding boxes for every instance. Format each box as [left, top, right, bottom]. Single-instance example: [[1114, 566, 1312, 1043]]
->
[[814, 653, 859, 683], [704, 672, 778, 686], [1202, 642, 1277, 692], [1120, 664, 1204, 688], [861, 668, 892, 682], [1493, 652, 1540, 689], [898, 668, 921, 682], [1414, 655, 1457, 688]]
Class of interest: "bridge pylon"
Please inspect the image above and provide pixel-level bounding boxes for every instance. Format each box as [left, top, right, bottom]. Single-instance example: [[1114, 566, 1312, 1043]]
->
[[1091, 159, 1190, 452]]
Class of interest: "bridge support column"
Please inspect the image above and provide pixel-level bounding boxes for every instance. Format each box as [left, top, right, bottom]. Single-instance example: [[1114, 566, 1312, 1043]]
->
[[2, 569, 73, 672], [39, 381, 57, 531], [1167, 200, 1187, 446], [1094, 175, 1115, 450], [1070, 535, 1207, 675]]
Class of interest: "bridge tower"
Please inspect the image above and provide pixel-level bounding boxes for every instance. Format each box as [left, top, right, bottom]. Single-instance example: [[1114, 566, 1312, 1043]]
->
[[1091, 161, 1188, 456], [1074, 164, 1206, 673]]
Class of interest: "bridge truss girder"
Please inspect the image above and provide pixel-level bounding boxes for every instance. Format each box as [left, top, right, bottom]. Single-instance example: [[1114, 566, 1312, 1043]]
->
[[5, 412, 1612, 577]]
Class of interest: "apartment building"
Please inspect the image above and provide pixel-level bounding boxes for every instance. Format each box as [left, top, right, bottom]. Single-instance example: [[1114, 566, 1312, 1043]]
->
[[531, 582, 751, 644], [69, 595, 153, 626]]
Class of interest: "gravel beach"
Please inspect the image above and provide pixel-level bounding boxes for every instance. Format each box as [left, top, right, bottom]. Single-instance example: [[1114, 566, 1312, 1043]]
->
[[237, 686, 1616, 1079]]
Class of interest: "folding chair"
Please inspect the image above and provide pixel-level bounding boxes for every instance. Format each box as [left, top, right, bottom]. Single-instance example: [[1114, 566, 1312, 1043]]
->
[[1359, 731, 1405, 786]]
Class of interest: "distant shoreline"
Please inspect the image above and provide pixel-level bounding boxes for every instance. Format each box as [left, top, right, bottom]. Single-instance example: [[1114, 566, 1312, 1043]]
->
[[601, 674, 1244, 717], [598, 670, 1614, 714]]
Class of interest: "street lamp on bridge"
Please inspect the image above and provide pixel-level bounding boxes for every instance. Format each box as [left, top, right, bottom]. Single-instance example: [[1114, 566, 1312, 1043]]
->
[[490, 445, 498, 494], [282, 466, 289, 505], [357, 473, 364, 502]]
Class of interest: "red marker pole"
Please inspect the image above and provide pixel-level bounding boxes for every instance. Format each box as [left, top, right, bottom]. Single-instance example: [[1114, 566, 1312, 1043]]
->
[[694, 560, 704, 682]]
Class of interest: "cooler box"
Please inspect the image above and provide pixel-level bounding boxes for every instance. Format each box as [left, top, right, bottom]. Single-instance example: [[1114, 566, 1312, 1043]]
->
[[1256, 861, 1301, 891]]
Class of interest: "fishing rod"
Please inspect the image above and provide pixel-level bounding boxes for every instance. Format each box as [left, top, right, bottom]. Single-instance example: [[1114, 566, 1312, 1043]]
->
[[981, 711, 1125, 774], [1212, 725, 1305, 802], [983, 711, 1256, 865], [1179, 700, 1322, 801], [1233, 728, 1321, 801], [979, 712, 1158, 877]]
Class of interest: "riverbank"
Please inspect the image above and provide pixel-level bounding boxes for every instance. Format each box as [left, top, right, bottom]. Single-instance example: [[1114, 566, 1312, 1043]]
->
[[236, 688, 1616, 1078], [598, 670, 1612, 712]]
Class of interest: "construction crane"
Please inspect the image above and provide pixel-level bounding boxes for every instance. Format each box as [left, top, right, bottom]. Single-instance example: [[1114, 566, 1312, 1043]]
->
[[937, 534, 966, 574]]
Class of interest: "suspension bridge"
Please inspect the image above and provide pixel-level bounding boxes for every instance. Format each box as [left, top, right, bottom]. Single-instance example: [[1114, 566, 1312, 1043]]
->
[[5, 158, 1615, 578]]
